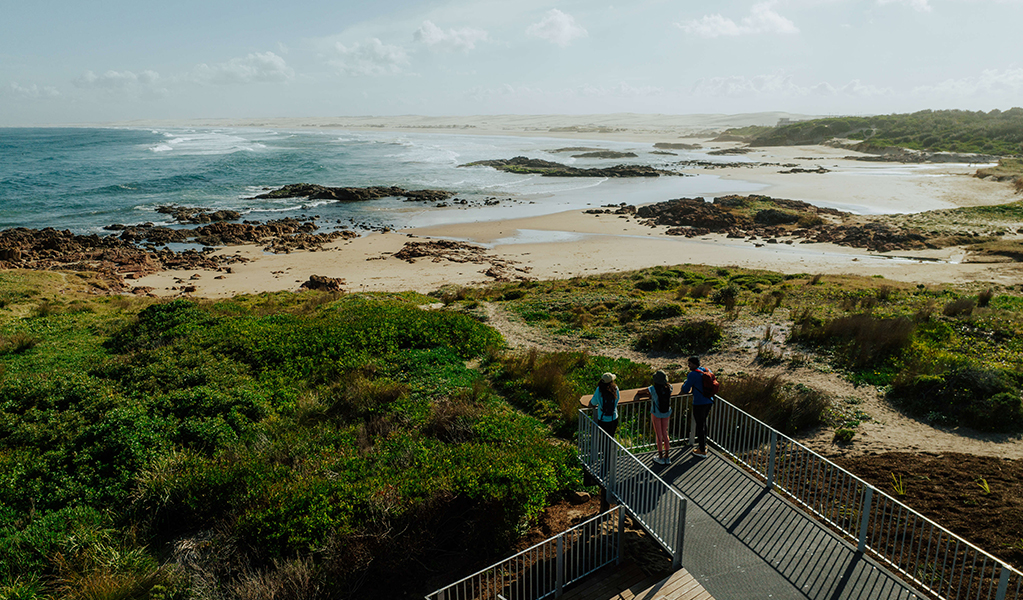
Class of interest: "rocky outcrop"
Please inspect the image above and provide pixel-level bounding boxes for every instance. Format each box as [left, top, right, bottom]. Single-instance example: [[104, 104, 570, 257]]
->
[[653, 142, 702, 150], [778, 166, 830, 174], [571, 151, 638, 159], [388, 240, 532, 282], [628, 194, 936, 252], [156, 206, 242, 224], [460, 157, 670, 177], [0, 227, 245, 291], [636, 198, 754, 231], [300, 275, 345, 292], [251, 184, 455, 203]]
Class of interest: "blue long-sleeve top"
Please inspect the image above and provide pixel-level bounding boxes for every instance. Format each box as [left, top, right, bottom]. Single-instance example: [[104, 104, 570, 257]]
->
[[681, 368, 715, 406], [589, 387, 619, 422]]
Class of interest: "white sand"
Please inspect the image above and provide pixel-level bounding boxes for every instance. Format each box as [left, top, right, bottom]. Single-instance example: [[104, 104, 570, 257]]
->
[[127, 114, 1022, 297]]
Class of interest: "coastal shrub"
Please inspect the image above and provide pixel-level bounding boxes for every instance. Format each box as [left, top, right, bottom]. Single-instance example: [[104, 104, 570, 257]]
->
[[635, 276, 676, 292], [633, 320, 722, 355], [943, 297, 975, 317], [754, 290, 785, 314], [710, 284, 739, 311], [724, 373, 831, 435], [688, 283, 714, 299], [490, 349, 649, 432], [789, 313, 915, 369], [888, 365, 1023, 432], [638, 303, 685, 321], [978, 288, 995, 307], [0, 331, 40, 354]]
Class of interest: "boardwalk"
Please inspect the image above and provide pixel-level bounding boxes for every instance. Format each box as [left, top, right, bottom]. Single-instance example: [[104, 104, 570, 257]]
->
[[648, 447, 925, 600], [562, 564, 714, 600]]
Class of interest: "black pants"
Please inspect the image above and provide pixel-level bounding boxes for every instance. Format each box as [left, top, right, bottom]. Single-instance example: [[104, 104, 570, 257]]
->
[[597, 418, 618, 438], [693, 403, 712, 452]]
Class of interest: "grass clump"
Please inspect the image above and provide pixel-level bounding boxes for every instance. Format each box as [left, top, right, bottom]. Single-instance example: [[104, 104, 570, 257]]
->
[[790, 311, 915, 369], [633, 320, 723, 355], [488, 349, 650, 434], [725, 373, 831, 435]]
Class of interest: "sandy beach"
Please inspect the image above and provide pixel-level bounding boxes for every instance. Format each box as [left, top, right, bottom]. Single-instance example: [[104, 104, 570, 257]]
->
[[126, 114, 1023, 297]]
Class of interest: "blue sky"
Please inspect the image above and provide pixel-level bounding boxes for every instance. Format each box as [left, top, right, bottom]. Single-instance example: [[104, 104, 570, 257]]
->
[[2, 0, 1022, 125]]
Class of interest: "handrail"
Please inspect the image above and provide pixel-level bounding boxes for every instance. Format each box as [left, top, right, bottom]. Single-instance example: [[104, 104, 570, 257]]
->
[[617, 393, 1022, 600], [577, 408, 688, 568], [424, 506, 623, 600]]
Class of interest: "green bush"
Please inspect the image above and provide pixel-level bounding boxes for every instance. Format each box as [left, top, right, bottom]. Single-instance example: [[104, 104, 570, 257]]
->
[[633, 320, 722, 355], [888, 365, 1023, 432]]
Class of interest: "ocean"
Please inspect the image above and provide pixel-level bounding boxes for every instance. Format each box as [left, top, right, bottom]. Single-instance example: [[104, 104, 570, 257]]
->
[[0, 127, 765, 236]]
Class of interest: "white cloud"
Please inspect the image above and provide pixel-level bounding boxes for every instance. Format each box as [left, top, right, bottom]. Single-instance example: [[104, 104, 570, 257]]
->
[[191, 52, 293, 85], [8, 82, 60, 98], [526, 9, 588, 47], [73, 69, 161, 90], [677, 2, 798, 38], [913, 68, 1023, 96], [691, 72, 891, 98], [330, 39, 409, 75], [577, 82, 664, 97], [876, 0, 932, 12], [414, 20, 489, 52]]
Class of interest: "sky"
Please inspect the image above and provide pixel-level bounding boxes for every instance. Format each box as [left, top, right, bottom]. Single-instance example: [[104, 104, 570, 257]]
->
[[2, 0, 1022, 125]]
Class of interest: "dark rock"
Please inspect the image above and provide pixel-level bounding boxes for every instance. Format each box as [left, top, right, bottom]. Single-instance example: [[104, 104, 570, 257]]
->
[[251, 184, 454, 203], [300, 275, 345, 292], [460, 157, 670, 178], [570, 151, 638, 159]]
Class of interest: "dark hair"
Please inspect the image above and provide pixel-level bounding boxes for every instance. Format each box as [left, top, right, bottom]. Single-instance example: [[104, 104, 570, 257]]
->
[[688, 356, 701, 367], [654, 382, 672, 413], [598, 379, 618, 404]]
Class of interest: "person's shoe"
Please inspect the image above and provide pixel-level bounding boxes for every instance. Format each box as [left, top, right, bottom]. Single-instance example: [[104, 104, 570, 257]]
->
[[692, 448, 707, 457], [662, 456, 671, 465], [653, 456, 665, 465]]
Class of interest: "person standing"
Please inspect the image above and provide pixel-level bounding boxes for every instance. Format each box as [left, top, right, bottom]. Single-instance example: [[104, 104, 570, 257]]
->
[[636, 370, 673, 465], [681, 356, 714, 457], [589, 372, 620, 437]]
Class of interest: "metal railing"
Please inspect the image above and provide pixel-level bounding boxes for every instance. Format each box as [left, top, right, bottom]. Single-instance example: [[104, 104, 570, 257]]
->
[[686, 392, 1022, 600], [577, 408, 688, 568], [425, 506, 623, 600]]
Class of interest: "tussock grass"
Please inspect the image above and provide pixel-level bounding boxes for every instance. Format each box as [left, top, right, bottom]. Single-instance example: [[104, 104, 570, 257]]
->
[[724, 373, 831, 435]]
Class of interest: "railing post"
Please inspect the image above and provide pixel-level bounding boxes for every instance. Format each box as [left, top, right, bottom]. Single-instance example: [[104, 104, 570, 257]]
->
[[672, 497, 687, 570], [556, 533, 565, 597], [767, 430, 777, 490], [858, 487, 873, 553], [996, 563, 1010, 600], [616, 505, 625, 565], [608, 435, 618, 500]]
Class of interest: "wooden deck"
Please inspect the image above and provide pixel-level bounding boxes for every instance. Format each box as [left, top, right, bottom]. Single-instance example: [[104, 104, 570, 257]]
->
[[561, 563, 713, 600]]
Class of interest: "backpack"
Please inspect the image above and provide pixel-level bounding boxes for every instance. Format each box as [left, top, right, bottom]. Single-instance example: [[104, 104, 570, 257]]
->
[[700, 368, 720, 399]]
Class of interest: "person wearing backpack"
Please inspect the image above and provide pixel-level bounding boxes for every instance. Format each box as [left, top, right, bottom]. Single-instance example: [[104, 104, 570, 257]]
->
[[681, 356, 716, 457], [589, 372, 620, 437], [642, 370, 673, 465]]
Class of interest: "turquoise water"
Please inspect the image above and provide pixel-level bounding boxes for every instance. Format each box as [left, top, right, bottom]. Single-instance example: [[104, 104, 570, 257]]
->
[[0, 127, 764, 234]]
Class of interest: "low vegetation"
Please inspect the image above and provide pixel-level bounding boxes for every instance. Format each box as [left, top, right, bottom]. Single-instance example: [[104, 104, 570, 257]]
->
[[3, 256, 1023, 598], [749, 108, 1023, 155], [0, 289, 578, 598]]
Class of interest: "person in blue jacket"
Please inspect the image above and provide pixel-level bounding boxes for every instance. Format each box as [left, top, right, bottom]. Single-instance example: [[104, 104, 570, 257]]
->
[[680, 356, 714, 457], [589, 372, 620, 437]]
